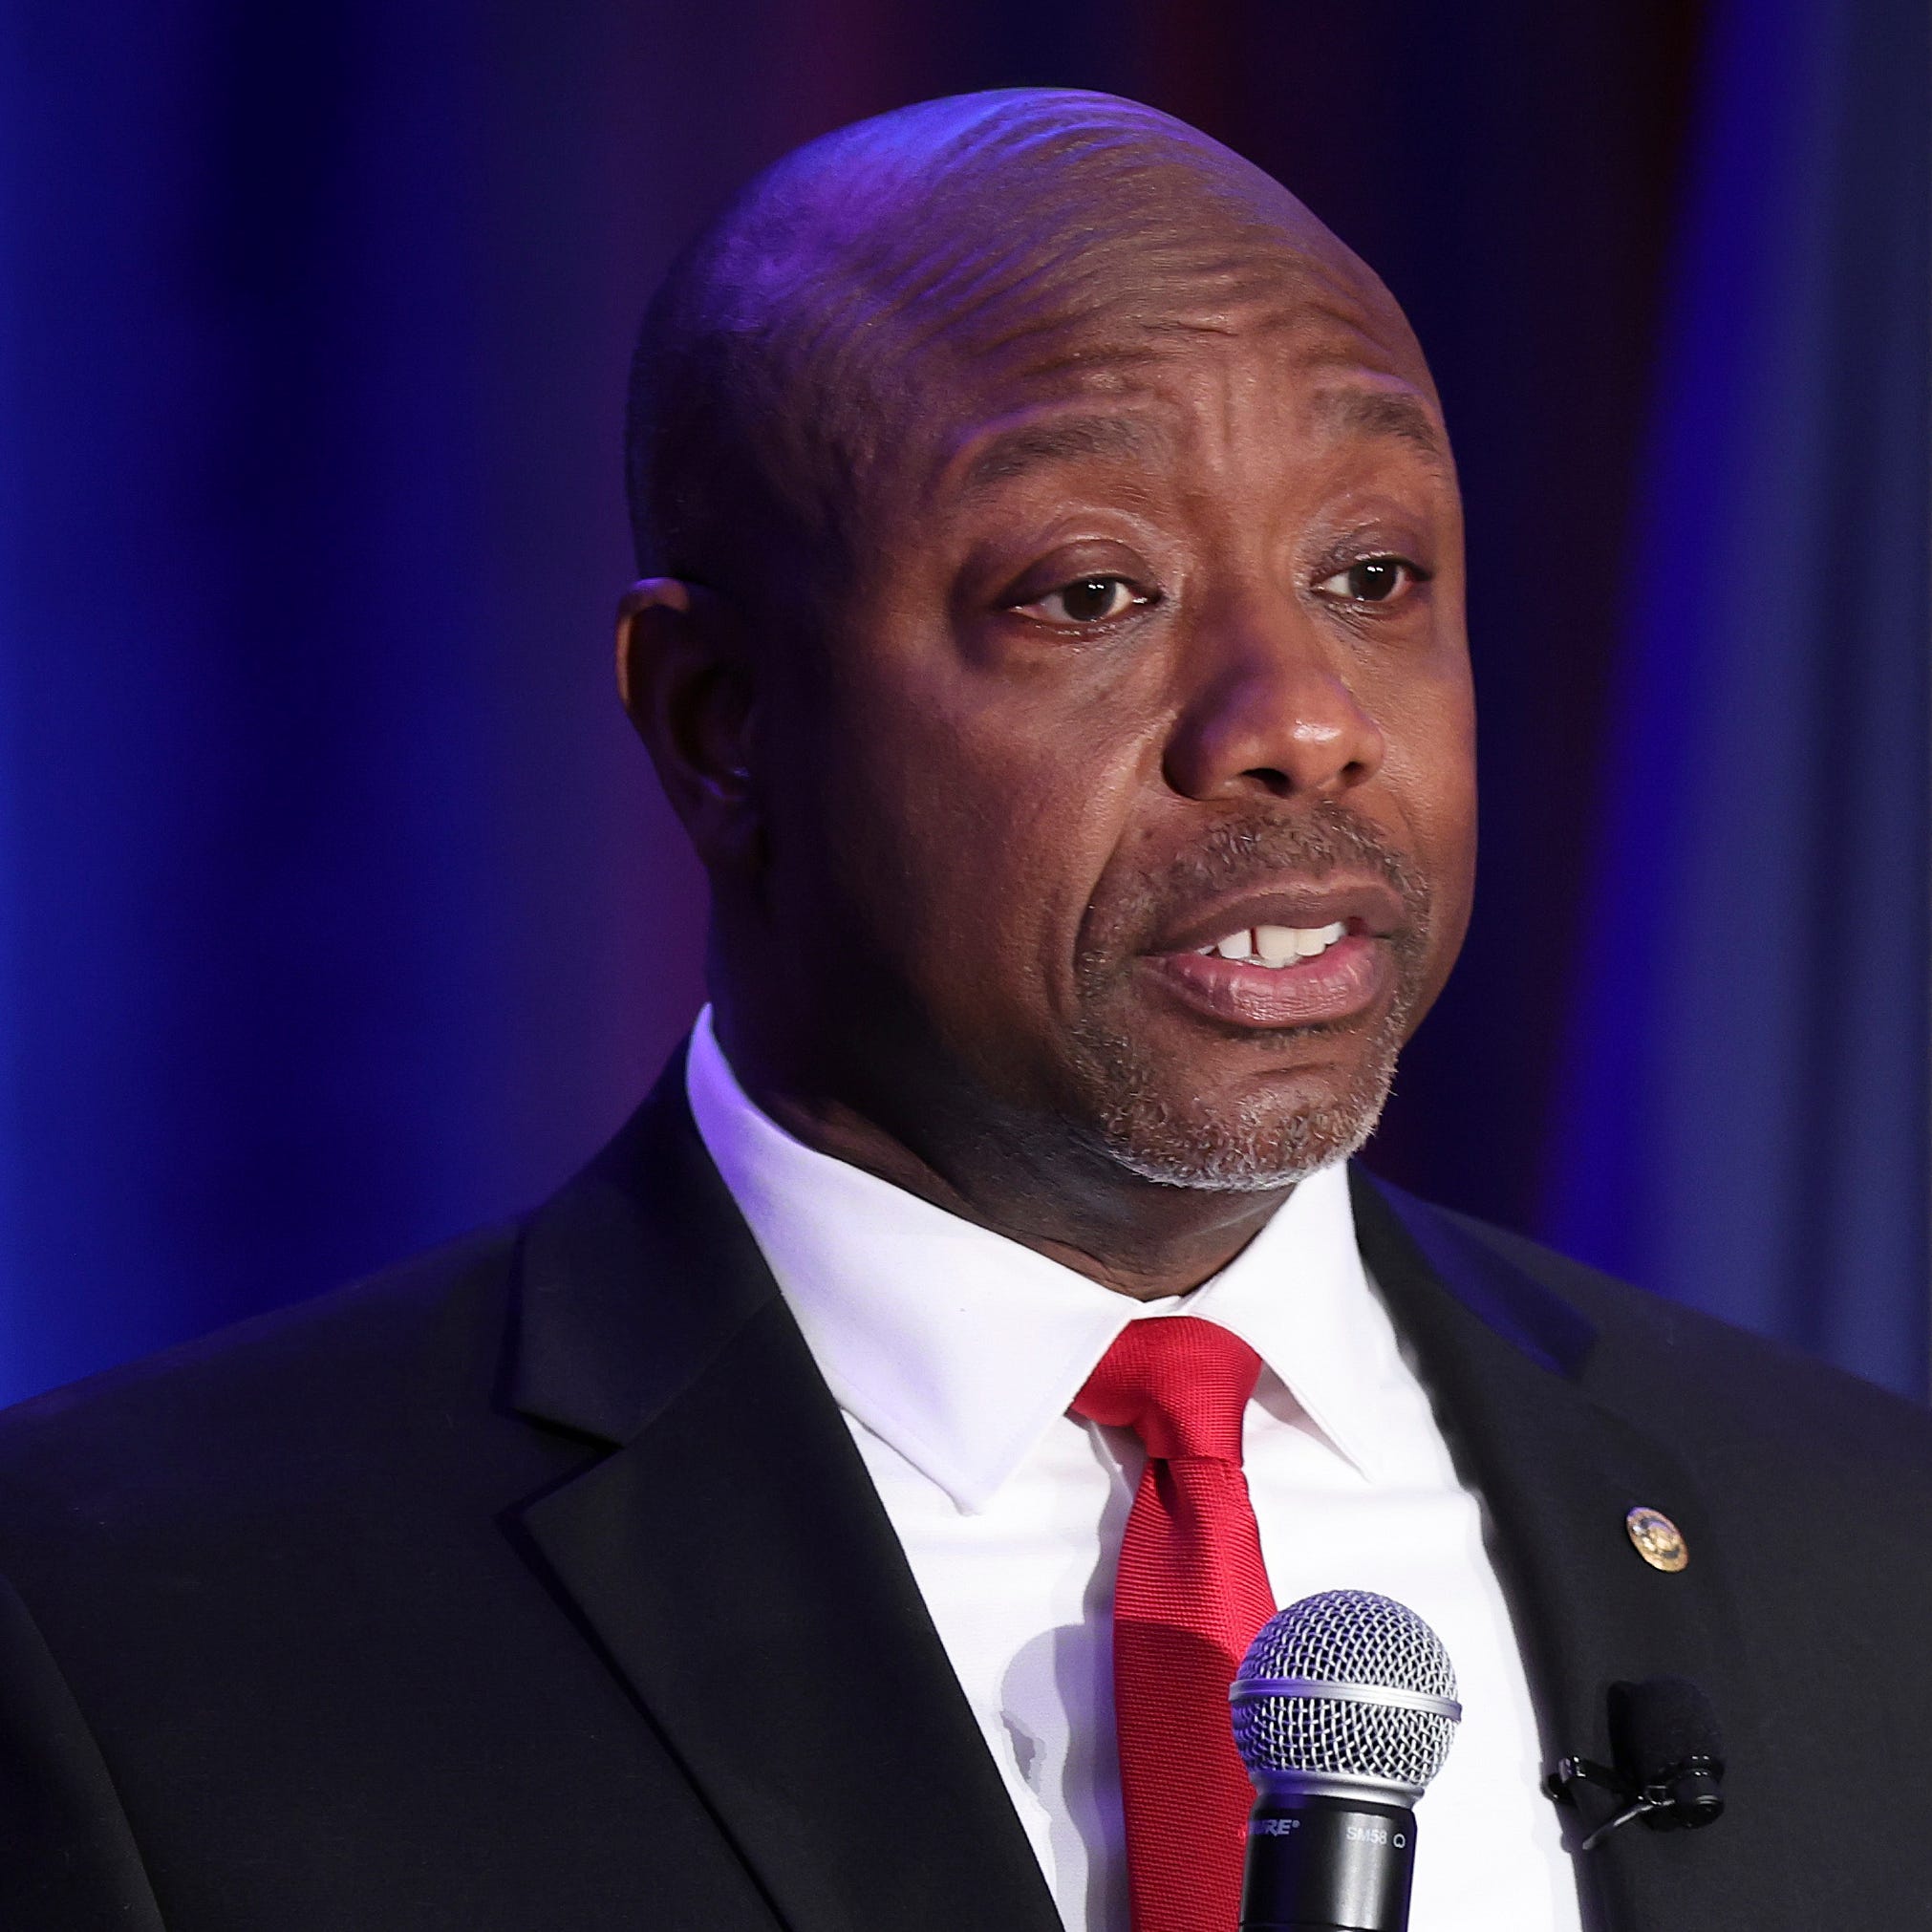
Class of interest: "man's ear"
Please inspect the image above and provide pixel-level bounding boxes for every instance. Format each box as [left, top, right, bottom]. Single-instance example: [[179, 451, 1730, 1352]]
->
[[616, 578, 760, 869]]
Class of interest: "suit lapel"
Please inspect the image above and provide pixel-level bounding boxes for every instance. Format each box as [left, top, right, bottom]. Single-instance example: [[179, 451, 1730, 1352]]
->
[[504, 1060, 1060, 1932], [1353, 1170, 1791, 1928], [498, 1056, 1785, 1929]]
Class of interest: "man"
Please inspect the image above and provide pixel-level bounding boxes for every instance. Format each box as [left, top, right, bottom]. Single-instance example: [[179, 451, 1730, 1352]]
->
[[1, 88, 1928, 1932]]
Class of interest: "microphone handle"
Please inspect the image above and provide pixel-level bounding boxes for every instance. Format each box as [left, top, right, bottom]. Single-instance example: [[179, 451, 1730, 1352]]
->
[[1239, 1793, 1417, 1932]]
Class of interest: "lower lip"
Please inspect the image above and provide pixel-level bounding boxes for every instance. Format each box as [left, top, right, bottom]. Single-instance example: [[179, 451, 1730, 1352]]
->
[[1142, 933, 1391, 1029]]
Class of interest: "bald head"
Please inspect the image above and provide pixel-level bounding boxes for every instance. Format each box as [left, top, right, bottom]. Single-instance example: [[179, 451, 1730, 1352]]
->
[[616, 88, 1472, 1283], [623, 89, 1426, 602]]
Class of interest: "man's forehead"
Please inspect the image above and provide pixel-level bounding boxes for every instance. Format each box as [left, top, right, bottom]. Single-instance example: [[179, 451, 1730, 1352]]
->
[[810, 186, 1438, 506], [934, 306, 1449, 502], [938, 394, 1448, 519], [625, 90, 1441, 579], [823, 162, 1417, 380], [734, 93, 1423, 405]]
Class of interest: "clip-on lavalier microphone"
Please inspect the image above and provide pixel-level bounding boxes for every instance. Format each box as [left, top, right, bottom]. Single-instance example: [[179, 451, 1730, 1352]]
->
[[1544, 1676, 1726, 1851]]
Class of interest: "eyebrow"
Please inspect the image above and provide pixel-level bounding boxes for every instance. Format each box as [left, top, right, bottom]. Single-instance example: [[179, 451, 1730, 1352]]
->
[[956, 415, 1165, 494], [953, 387, 1447, 496], [1311, 387, 1449, 464]]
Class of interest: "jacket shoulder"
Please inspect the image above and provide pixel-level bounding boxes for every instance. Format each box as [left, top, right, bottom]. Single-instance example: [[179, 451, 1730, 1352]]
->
[[0, 1222, 524, 1558], [1413, 1190, 1932, 1475]]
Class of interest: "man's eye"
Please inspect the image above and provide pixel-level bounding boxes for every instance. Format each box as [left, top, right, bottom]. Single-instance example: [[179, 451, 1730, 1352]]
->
[[1313, 557, 1423, 604], [1019, 575, 1148, 626]]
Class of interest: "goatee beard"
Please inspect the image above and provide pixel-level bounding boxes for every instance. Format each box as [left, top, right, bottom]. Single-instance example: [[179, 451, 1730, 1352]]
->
[[1064, 804, 1432, 1192]]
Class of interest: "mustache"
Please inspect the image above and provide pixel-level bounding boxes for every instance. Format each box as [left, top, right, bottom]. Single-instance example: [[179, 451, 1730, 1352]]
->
[[1085, 802, 1433, 960]]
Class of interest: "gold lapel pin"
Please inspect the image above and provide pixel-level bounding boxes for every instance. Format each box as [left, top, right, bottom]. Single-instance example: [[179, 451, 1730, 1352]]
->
[[1625, 1505, 1688, 1573]]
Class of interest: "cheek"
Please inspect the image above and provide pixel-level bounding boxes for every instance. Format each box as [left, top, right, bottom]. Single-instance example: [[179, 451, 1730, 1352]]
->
[[828, 668, 1151, 1014], [1366, 663, 1478, 931]]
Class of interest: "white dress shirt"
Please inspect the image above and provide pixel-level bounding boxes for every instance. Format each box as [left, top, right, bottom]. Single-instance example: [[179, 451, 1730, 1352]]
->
[[686, 1010, 1583, 1932]]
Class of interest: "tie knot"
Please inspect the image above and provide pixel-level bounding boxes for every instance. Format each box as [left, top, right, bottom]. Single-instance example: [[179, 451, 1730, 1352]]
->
[[1071, 1317, 1262, 1463]]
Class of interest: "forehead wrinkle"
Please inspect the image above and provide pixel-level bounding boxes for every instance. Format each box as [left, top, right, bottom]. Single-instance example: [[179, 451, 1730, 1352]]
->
[[819, 135, 1366, 369], [862, 218, 1346, 360], [754, 117, 1367, 388], [951, 412, 1171, 497], [868, 235, 1421, 417], [884, 291, 1446, 528], [1308, 388, 1449, 465]]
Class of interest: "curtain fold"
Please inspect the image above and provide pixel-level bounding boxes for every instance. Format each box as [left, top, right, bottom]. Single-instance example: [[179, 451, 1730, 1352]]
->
[[1, 1, 1923, 1405], [1547, 0, 1931, 1396]]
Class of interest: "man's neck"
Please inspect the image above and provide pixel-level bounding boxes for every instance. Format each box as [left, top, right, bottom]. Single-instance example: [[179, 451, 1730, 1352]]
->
[[713, 1018, 1293, 1303]]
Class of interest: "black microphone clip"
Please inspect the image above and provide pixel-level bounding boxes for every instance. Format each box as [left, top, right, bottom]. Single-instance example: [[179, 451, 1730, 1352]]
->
[[1543, 1676, 1726, 1852]]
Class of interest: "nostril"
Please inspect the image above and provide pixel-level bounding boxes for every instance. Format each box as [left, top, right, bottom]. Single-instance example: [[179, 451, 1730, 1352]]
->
[[1239, 765, 1294, 792]]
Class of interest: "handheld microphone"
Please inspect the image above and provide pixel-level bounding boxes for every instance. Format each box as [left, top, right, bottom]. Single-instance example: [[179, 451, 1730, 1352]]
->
[[1229, 1590, 1461, 1932]]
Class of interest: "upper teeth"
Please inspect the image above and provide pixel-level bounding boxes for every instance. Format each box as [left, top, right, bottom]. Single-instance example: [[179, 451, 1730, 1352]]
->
[[1203, 921, 1347, 966]]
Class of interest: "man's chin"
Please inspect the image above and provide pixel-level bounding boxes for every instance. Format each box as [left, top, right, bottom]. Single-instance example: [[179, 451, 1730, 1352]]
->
[[1068, 1037, 1401, 1194]]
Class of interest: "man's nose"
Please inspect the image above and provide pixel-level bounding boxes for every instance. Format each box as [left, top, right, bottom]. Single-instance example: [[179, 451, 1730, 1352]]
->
[[1161, 594, 1385, 803]]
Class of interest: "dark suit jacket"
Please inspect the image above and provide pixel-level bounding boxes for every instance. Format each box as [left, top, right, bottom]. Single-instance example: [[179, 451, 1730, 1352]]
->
[[2, 1057, 1929, 1930]]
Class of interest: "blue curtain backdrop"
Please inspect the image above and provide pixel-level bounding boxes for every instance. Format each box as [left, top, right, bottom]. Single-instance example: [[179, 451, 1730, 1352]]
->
[[0, 1, 1924, 1406], [1549, 0, 1931, 1394]]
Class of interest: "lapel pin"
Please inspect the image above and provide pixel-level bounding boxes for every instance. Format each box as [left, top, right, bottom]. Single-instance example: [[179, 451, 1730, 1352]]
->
[[1625, 1506, 1688, 1572]]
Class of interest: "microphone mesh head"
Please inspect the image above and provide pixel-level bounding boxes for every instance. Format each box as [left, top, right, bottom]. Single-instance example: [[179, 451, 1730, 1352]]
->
[[1231, 1589, 1460, 1796]]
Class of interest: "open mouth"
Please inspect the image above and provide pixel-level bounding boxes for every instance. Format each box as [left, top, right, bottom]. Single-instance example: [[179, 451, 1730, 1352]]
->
[[1138, 885, 1402, 1031], [1191, 919, 1350, 969], [1148, 924, 1387, 1028]]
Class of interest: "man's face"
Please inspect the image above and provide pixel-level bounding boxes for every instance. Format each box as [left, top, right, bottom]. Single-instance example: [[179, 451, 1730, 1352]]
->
[[745, 253, 1475, 1191]]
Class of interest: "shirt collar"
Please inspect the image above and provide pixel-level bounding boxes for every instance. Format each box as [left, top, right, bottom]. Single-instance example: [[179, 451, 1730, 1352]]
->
[[684, 1008, 1400, 1510]]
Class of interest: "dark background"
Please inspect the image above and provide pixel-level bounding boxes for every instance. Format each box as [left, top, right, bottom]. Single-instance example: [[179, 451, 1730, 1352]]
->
[[1, 0, 1925, 1404]]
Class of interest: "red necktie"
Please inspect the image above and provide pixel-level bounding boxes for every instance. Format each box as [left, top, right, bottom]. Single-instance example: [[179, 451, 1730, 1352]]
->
[[1072, 1317, 1275, 1932]]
